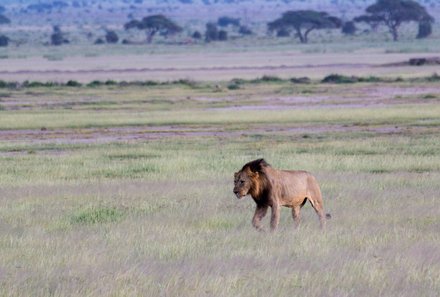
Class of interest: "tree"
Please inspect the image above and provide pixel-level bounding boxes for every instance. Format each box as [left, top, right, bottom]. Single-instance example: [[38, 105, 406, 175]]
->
[[268, 10, 342, 44], [124, 15, 182, 44], [354, 0, 434, 41]]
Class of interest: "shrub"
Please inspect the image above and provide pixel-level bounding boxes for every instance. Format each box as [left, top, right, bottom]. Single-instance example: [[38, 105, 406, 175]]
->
[[227, 83, 240, 90], [259, 75, 283, 82], [417, 21, 432, 39], [105, 30, 119, 43], [87, 80, 103, 87], [239, 25, 253, 35], [322, 74, 359, 83], [66, 80, 82, 87], [426, 73, 440, 82], [192, 31, 202, 39], [218, 30, 228, 41], [0, 35, 9, 47], [290, 77, 311, 84], [51, 26, 69, 46], [342, 21, 357, 35], [94, 38, 105, 44], [105, 80, 118, 85], [205, 22, 218, 42]]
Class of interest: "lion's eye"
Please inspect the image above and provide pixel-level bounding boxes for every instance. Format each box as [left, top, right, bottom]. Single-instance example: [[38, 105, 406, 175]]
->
[[240, 180, 245, 184]]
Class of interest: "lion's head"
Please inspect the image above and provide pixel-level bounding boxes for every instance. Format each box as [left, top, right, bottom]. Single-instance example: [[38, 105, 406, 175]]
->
[[233, 159, 270, 199]]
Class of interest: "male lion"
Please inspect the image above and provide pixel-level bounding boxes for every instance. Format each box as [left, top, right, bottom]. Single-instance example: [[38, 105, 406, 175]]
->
[[233, 158, 330, 231]]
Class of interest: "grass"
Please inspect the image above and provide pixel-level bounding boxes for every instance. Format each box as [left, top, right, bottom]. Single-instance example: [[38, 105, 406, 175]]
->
[[0, 80, 440, 296]]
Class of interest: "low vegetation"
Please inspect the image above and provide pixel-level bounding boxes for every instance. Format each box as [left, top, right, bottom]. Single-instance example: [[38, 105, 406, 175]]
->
[[0, 80, 439, 296]]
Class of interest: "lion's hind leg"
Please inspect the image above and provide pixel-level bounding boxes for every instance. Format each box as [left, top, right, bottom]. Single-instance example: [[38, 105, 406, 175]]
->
[[308, 198, 326, 229]]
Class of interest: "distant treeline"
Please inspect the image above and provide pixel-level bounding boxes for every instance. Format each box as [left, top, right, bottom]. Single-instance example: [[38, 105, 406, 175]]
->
[[1, 73, 439, 90], [0, 0, 436, 47]]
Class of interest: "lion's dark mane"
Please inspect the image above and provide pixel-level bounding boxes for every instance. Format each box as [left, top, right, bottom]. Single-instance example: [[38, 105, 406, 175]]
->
[[241, 158, 271, 173]]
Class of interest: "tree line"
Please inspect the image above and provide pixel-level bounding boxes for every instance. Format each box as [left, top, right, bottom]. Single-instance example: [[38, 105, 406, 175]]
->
[[123, 0, 434, 44], [0, 0, 436, 47]]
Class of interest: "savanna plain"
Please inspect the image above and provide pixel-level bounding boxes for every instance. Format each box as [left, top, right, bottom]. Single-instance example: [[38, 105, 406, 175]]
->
[[1, 67, 440, 296]]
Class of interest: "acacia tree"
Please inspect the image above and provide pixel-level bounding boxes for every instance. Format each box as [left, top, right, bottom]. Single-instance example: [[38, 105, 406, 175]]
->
[[268, 10, 341, 44], [354, 0, 434, 41], [124, 15, 182, 44]]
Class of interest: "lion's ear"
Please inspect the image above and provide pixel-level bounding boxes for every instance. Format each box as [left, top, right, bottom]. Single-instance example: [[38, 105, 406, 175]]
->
[[234, 172, 239, 178], [248, 170, 258, 179]]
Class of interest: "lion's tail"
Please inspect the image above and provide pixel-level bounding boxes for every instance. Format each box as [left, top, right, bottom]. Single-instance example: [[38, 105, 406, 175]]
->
[[326, 213, 332, 219]]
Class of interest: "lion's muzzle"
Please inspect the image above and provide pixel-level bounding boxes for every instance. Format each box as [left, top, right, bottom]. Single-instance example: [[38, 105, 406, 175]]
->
[[233, 190, 244, 199]]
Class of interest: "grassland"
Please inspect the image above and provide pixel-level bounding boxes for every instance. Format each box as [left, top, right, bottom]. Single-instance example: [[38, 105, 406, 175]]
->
[[2, 38, 440, 83], [0, 78, 439, 296]]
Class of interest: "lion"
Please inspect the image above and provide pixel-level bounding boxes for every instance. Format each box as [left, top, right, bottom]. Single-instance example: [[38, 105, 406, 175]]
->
[[233, 158, 330, 231]]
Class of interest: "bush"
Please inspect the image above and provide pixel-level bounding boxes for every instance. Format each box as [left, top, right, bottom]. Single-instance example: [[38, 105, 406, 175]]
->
[[94, 38, 105, 44], [342, 21, 357, 35], [87, 80, 103, 87], [322, 74, 359, 83], [426, 73, 440, 82], [227, 83, 240, 90], [50, 33, 67, 45], [105, 80, 118, 85], [218, 30, 228, 41], [290, 77, 311, 84], [66, 80, 82, 87], [239, 25, 253, 35], [192, 31, 202, 39], [205, 22, 218, 42], [0, 14, 10, 25], [417, 21, 432, 39], [105, 30, 119, 43], [260, 75, 283, 82], [0, 35, 9, 47]]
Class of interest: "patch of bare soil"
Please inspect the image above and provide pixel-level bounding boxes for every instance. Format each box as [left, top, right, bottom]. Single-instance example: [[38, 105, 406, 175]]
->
[[214, 85, 440, 111], [0, 123, 422, 150]]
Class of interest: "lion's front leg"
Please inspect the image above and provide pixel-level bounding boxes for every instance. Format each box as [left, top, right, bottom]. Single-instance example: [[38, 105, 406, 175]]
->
[[252, 205, 268, 231], [270, 203, 280, 232]]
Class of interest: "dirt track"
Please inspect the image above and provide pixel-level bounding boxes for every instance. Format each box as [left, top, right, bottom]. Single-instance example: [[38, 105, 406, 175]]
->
[[1, 52, 438, 82]]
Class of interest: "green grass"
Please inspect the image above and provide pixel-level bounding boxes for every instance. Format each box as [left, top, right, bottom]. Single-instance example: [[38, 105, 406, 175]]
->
[[0, 81, 439, 296], [71, 207, 125, 225]]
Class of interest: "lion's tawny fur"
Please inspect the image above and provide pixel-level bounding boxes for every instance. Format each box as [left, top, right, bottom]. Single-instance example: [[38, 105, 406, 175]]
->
[[233, 158, 330, 231]]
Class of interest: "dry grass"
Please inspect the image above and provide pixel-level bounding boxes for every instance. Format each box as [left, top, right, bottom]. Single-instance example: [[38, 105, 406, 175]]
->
[[0, 81, 440, 296], [1, 46, 440, 82]]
